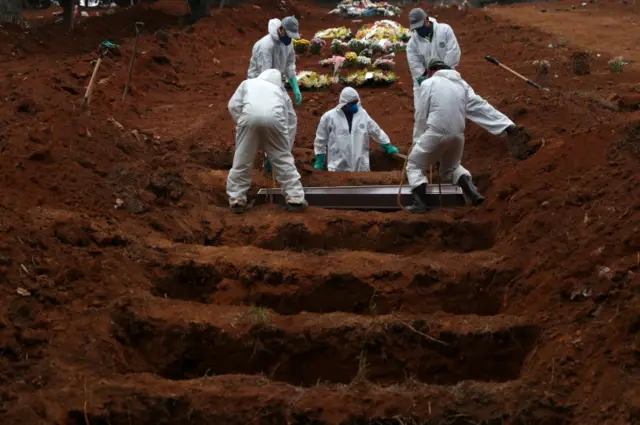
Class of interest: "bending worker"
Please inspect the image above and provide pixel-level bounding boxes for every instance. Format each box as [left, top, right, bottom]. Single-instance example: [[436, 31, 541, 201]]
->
[[406, 58, 487, 213], [248, 16, 303, 172], [406, 8, 528, 145], [227, 69, 307, 214], [313, 87, 399, 171]]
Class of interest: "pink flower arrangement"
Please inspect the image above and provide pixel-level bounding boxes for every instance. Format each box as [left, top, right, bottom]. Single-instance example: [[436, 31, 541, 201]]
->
[[373, 58, 395, 71], [310, 38, 326, 55], [319, 55, 346, 68]]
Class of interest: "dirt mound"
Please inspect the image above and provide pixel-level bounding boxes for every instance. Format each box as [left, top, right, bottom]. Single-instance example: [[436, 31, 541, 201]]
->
[[1, 0, 640, 424]]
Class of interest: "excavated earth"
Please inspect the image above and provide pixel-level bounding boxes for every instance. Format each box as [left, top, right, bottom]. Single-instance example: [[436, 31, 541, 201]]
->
[[1, 0, 640, 424]]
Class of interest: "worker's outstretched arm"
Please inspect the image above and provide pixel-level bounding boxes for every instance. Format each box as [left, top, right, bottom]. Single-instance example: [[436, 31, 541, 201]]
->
[[227, 81, 247, 121], [366, 113, 399, 155], [313, 113, 330, 169], [413, 80, 432, 143], [406, 38, 426, 84], [442, 25, 461, 69], [464, 82, 490, 112], [463, 81, 514, 135], [366, 114, 391, 146]]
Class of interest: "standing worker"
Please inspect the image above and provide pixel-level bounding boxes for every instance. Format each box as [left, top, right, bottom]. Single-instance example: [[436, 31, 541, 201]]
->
[[406, 58, 489, 213], [313, 87, 400, 172], [406, 8, 529, 145], [248, 16, 303, 172], [227, 69, 307, 214], [406, 7, 461, 111]]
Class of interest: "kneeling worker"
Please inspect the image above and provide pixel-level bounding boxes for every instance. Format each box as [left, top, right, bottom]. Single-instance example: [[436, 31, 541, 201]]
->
[[313, 87, 400, 172], [226, 69, 307, 214], [407, 58, 486, 213]]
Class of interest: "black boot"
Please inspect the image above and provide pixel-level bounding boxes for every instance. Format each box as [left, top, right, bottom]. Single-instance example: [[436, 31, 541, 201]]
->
[[230, 203, 244, 214], [457, 175, 485, 206], [286, 199, 309, 212], [406, 183, 431, 213]]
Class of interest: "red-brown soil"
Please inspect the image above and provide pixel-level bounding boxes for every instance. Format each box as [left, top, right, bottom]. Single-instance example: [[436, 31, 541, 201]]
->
[[1, 0, 640, 424]]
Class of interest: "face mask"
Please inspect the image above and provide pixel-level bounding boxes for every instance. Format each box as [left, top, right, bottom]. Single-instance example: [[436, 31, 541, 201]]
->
[[280, 35, 292, 46], [344, 104, 358, 114], [416, 26, 432, 39]]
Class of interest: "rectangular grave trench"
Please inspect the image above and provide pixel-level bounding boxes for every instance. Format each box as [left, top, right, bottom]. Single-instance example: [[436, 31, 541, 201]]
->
[[114, 315, 539, 387], [151, 262, 511, 316]]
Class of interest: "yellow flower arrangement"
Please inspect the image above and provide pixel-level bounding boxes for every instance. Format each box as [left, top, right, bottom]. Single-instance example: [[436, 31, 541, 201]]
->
[[287, 71, 332, 90], [345, 52, 358, 61], [314, 26, 353, 41], [355, 20, 411, 42], [342, 70, 398, 87], [293, 39, 310, 54]]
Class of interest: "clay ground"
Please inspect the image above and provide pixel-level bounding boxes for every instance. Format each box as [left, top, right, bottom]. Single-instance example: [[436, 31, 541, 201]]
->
[[1, 0, 640, 423]]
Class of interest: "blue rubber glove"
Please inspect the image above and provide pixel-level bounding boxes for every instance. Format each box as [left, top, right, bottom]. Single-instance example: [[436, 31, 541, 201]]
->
[[288, 77, 303, 104], [264, 158, 272, 174], [417, 76, 427, 85], [314, 153, 326, 170], [381, 143, 400, 156]]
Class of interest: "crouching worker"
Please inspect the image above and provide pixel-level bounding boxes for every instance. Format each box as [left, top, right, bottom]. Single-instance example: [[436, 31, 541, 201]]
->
[[226, 69, 308, 214], [313, 87, 400, 171], [407, 58, 484, 213]]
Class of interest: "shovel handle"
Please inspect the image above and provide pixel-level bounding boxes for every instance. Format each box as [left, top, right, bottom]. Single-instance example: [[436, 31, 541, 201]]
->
[[83, 56, 103, 107], [485, 55, 542, 90], [526, 80, 542, 89]]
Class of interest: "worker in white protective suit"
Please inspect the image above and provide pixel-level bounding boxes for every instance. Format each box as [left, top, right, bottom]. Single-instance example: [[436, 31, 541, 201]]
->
[[313, 87, 400, 172], [248, 16, 303, 173], [406, 58, 487, 213], [227, 69, 307, 214], [406, 7, 461, 111], [406, 8, 531, 150]]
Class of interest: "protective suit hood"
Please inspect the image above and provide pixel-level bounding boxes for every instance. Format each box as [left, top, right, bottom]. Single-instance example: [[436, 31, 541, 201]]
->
[[268, 18, 282, 41], [432, 69, 461, 81], [257, 69, 283, 87], [337, 87, 361, 110]]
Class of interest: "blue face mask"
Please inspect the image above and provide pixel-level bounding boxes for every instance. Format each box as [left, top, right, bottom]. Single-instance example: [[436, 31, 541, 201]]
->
[[280, 35, 292, 46], [416, 26, 432, 39], [344, 104, 358, 114]]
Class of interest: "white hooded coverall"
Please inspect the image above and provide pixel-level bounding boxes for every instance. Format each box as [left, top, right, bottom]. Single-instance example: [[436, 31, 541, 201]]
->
[[406, 18, 514, 135], [248, 18, 298, 150], [406, 17, 460, 109], [227, 69, 305, 207], [407, 69, 472, 189], [314, 87, 391, 172]]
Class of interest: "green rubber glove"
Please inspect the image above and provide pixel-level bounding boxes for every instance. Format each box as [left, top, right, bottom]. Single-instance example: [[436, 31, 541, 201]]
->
[[417, 76, 427, 85], [264, 158, 272, 174], [381, 143, 399, 156], [288, 77, 303, 104], [314, 153, 326, 170]]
